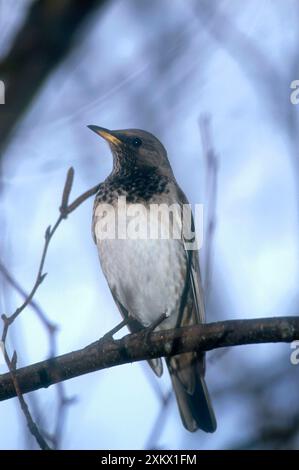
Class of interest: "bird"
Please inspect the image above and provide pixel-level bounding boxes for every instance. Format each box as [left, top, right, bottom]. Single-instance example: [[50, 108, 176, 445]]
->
[[88, 125, 217, 433]]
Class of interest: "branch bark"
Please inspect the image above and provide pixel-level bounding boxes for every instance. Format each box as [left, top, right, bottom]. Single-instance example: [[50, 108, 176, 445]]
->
[[1, 316, 298, 402]]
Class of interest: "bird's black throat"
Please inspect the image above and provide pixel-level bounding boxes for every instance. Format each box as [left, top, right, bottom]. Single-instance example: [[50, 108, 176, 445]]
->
[[95, 164, 169, 204]]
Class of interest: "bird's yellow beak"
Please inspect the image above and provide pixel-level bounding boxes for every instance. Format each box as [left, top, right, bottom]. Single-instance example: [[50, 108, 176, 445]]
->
[[87, 125, 121, 146]]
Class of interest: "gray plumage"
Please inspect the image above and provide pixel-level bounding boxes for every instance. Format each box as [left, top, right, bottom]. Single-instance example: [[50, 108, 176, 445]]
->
[[89, 125, 217, 433]]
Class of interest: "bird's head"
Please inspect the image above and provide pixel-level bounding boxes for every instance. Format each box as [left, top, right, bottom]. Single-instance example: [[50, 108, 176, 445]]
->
[[87, 126, 174, 177]]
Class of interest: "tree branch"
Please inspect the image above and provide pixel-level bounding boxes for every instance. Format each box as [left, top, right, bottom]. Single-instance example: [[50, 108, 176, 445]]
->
[[0, 0, 108, 159], [0, 316, 298, 402]]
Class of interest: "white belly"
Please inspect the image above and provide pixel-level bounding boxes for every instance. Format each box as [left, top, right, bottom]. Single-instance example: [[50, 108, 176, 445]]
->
[[97, 237, 186, 328]]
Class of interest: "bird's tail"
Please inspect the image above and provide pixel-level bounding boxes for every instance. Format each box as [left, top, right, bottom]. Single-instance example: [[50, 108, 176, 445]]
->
[[166, 352, 217, 433]]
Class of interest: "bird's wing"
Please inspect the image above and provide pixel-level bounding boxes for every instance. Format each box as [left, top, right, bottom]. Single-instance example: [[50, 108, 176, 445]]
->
[[165, 184, 216, 432], [174, 182, 206, 324], [187, 244, 206, 323], [166, 245, 216, 431]]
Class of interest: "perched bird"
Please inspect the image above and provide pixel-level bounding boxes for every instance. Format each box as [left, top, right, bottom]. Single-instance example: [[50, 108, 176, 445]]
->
[[88, 125, 217, 433]]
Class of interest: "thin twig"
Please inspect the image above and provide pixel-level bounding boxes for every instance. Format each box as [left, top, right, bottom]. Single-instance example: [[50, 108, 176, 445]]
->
[[200, 115, 219, 298], [0, 167, 99, 449], [0, 260, 57, 336], [0, 260, 75, 448], [145, 390, 173, 450], [1, 343, 50, 449]]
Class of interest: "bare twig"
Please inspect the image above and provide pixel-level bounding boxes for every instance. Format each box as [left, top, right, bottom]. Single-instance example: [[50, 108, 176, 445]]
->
[[0, 260, 57, 338], [0, 167, 99, 449], [145, 390, 173, 450], [1, 341, 50, 450], [200, 115, 219, 298], [192, 1, 282, 120], [66, 183, 99, 214], [60, 167, 75, 215], [0, 260, 75, 449]]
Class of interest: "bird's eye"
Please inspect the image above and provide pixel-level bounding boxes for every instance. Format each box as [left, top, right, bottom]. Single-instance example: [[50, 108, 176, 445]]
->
[[132, 137, 142, 148]]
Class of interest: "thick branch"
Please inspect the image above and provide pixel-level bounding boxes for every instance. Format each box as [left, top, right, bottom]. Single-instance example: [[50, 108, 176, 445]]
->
[[0, 0, 108, 157], [0, 316, 298, 402]]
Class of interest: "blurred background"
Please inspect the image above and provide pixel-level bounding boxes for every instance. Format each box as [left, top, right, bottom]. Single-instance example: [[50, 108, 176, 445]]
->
[[0, 0, 299, 450]]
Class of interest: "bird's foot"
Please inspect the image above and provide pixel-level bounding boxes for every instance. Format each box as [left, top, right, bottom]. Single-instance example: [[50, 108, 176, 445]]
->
[[143, 312, 167, 343], [99, 318, 129, 343]]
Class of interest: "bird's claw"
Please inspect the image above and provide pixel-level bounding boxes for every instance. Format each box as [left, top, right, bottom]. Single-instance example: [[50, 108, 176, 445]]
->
[[143, 312, 167, 343], [99, 318, 129, 343]]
